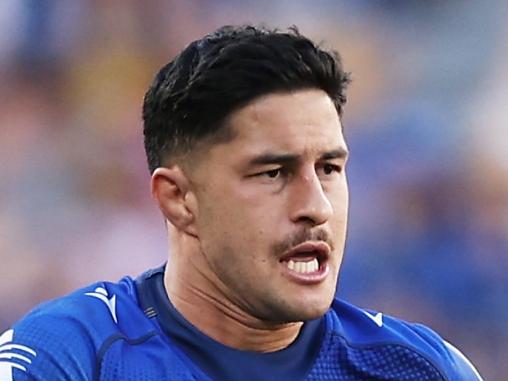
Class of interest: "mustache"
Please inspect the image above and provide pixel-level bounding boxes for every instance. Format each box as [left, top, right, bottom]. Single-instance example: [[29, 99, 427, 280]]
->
[[272, 228, 334, 256]]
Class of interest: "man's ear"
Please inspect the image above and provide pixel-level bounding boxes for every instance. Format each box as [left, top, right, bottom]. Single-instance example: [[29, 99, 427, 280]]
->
[[151, 166, 198, 236]]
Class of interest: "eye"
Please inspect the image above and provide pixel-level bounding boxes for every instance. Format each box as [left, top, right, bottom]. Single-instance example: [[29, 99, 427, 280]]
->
[[321, 163, 342, 175], [250, 167, 287, 182], [263, 168, 282, 179]]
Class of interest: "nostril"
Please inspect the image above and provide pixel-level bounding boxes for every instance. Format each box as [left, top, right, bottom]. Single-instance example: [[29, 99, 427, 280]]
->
[[297, 216, 319, 225]]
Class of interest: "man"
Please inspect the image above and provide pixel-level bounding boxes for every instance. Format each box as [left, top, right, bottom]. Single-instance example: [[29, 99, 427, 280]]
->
[[2, 25, 482, 380]]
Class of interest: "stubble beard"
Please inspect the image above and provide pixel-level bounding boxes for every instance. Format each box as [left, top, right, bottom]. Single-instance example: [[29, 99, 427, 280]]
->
[[207, 227, 338, 325], [249, 227, 338, 324]]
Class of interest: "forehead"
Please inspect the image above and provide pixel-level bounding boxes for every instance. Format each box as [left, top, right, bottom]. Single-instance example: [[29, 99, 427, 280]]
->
[[224, 89, 346, 156]]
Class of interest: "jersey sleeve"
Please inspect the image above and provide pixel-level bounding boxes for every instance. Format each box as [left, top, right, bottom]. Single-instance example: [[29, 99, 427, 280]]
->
[[411, 323, 483, 381], [1, 312, 95, 381], [444, 340, 484, 381]]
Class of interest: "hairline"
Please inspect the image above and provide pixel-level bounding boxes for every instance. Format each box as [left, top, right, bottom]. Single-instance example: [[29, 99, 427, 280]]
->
[[160, 87, 343, 172]]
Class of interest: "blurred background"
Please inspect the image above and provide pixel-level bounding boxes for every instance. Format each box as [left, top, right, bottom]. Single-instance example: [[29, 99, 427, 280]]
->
[[1, 0, 507, 379]]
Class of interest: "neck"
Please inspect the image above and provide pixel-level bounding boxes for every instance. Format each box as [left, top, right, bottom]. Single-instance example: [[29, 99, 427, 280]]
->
[[164, 239, 303, 352]]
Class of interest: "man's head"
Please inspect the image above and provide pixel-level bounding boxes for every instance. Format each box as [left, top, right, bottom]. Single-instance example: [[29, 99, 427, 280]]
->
[[143, 25, 351, 324], [143, 25, 349, 172]]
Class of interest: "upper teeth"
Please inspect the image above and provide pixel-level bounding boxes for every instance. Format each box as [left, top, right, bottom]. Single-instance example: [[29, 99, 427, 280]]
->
[[287, 258, 319, 273]]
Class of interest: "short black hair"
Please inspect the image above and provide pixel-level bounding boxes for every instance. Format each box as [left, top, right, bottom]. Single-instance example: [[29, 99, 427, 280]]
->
[[142, 25, 351, 174]]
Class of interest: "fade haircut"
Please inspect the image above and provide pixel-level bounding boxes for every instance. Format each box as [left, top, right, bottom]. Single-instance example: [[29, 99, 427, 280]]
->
[[142, 25, 351, 174]]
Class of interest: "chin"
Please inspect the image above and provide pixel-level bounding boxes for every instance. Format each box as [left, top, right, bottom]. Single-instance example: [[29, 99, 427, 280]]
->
[[298, 304, 331, 321], [270, 297, 333, 324], [295, 289, 335, 320]]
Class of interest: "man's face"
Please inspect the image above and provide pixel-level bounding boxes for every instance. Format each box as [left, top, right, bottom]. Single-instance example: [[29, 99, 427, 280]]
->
[[189, 89, 349, 323]]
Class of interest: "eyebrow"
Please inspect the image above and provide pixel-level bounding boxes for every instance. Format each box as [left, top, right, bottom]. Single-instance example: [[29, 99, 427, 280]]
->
[[247, 147, 349, 166], [320, 148, 349, 160]]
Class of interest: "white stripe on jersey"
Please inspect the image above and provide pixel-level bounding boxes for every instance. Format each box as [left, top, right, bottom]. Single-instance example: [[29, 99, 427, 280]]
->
[[444, 340, 483, 381], [0, 329, 37, 381]]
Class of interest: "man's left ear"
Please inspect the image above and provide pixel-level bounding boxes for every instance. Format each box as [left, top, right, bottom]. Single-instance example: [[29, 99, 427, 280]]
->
[[150, 166, 198, 236]]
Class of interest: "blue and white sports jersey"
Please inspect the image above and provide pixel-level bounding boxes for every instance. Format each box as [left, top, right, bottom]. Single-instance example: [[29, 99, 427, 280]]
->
[[2, 266, 483, 380]]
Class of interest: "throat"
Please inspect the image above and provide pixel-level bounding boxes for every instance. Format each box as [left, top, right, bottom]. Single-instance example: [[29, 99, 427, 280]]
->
[[169, 291, 303, 352], [165, 267, 303, 352]]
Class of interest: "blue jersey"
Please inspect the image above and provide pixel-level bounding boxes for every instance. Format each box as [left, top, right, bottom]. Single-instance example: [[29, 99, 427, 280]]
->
[[2, 266, 482, 380]]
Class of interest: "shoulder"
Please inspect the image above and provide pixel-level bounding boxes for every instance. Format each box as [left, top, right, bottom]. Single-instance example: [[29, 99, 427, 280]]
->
[[2, 276, 153, 380], [323, 299, 483, 381]]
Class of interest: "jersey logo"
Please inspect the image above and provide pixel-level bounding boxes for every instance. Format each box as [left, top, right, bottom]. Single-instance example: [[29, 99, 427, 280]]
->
[[85, 286, 118, 323], [0, 329, 37, 381], [363, 310, 383, 327]]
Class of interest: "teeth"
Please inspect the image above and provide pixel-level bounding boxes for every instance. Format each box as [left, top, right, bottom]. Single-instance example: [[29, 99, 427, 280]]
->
[[287, 258, 319, 274]]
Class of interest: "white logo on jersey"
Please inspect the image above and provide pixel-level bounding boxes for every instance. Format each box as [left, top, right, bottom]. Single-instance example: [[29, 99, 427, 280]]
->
[[0, 329, 37, 381], [85, 286, 118, 323], [363, 310, 383, 327]]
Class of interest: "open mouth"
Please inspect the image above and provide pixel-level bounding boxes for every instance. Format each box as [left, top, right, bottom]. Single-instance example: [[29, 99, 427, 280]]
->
[[279, 242, 330, 283]]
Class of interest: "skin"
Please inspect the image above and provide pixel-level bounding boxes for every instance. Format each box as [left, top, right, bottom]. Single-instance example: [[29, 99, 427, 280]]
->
[[151, 89, 349, 352]]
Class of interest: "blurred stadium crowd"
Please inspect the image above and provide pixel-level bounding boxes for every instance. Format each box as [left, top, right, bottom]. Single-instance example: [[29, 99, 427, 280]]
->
[[1, 1, 507, 379]]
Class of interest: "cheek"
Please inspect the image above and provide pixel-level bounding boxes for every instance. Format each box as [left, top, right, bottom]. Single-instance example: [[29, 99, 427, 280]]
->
[[196, 178, 284, 250], [197, 190, 270, 252], [231, 183, 284, 226], [327, 179, 349, 212], [337, 189, 349, 216]]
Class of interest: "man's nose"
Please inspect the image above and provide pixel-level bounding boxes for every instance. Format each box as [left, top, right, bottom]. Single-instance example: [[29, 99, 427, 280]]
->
[[289, 169, 333, 226]]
